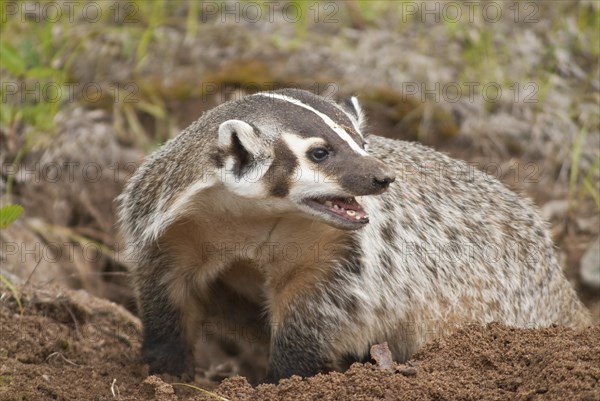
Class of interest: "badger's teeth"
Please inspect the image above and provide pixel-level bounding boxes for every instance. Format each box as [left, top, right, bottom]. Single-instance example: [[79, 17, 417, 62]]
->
[[333, 204, 340, 210], [324, 200, 333, 207], [355, 215, 361, 220], [347, 210, 356, 216]]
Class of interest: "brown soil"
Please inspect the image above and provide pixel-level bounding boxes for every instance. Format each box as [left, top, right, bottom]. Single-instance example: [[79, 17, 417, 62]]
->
[[1, 284, 598, 401]]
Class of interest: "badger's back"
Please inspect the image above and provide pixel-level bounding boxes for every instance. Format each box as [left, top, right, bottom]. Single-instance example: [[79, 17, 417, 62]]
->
[[353, 136, 590, 333]]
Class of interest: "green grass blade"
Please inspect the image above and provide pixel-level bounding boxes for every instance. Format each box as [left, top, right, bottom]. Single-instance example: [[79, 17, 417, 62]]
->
[[0, 204, 24, 229], [0, 274, 23, 315]]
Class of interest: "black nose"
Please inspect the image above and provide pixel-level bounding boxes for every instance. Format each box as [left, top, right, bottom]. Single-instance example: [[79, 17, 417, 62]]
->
[[373, 174, 395, 189]]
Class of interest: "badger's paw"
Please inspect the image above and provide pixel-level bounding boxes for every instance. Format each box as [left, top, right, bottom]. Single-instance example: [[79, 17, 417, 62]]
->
[[142, 342, 195, 381]]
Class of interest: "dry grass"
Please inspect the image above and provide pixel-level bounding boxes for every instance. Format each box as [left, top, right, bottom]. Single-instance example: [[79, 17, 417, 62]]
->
[[1, 1, 597, 202]]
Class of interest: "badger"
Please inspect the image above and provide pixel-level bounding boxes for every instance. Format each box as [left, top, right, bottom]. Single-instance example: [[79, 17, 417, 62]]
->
[[117, 88, 591, 383]]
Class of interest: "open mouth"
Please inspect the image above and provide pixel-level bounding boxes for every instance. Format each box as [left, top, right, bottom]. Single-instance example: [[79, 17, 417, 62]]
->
[[304, 196, 369, 225]]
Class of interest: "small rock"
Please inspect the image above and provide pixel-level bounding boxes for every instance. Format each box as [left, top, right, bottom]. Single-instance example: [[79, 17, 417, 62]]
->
[[541, 199, 569, 221], [580, 238, 600, 288], [142, 375, 177, 401], [16, 353, 34, 363], [576, 215, 600, 234], [398, 367, 417, 376], [370, 342, 394, 371], [206, 360, 237, 382]]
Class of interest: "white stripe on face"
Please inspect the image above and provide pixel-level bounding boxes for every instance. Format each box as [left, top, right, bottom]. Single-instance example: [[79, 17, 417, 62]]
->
[[254, 92, 368, 156]]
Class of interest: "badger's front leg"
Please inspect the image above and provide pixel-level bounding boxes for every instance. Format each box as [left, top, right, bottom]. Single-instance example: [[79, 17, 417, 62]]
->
[[266, 309, 332, 382], [264, 287, 347, 383], [135, 264, 197, 380]]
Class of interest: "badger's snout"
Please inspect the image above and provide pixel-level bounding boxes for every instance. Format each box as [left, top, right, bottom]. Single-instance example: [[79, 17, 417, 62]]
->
[[340, 158, 396, 196], [373, 168, 396, 191]]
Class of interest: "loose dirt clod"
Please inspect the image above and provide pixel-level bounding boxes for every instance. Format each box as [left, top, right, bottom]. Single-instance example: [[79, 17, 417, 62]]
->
[[370, 342, 394, 371], [143, 376, 177, 401], [397, 366, 417, 377]]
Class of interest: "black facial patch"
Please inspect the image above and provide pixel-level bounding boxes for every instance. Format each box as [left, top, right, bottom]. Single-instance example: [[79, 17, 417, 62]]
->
[[264, 138, 298, 198]]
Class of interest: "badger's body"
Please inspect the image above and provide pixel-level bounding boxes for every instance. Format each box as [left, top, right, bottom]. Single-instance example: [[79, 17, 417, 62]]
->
[[118, 89, 590, 382]]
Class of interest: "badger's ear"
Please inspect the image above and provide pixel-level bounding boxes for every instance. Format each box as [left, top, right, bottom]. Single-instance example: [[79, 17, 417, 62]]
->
[[218, 120, 271, 177], [343, 96, 367, 131], [219, 120, 269, 159], [218, 120, 264, 156]]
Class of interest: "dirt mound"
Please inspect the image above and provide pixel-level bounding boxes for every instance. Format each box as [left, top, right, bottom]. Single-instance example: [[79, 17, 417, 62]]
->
[[209, 325, 600, 401], [1, 284, 597, 401], [0, 284, 146, 401]]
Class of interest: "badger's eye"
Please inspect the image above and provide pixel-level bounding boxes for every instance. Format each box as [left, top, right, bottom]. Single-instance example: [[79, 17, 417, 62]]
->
[[308, 147, 330, 162]]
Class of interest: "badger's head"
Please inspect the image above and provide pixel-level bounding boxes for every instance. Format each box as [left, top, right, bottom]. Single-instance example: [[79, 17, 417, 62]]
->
[[215, 89, 395, 230]]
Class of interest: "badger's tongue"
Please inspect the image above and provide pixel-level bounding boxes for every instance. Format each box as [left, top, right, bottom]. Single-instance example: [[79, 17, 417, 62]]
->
[[319, 197, 368, 221]]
